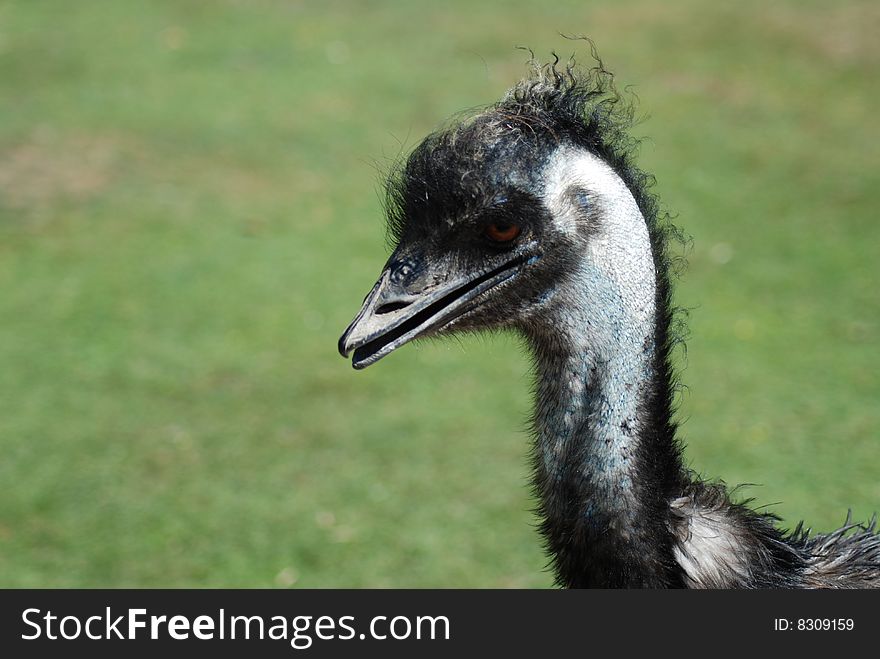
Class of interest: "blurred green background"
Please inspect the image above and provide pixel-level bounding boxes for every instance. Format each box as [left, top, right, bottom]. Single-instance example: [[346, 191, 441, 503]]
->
[[0, 0, 877, 587]]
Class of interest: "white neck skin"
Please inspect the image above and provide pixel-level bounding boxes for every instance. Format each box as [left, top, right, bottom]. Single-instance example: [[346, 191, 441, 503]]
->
[[536, 145, 657, 503], [523, 145, 678, 586]]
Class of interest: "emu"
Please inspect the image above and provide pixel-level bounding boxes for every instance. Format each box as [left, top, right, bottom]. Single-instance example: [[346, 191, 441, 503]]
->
[[338, 56, 880, 588]]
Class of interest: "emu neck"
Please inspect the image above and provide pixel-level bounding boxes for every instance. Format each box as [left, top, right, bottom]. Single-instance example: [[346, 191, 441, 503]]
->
[[528, 296, 682, 587], [528, 146, 684, 587]]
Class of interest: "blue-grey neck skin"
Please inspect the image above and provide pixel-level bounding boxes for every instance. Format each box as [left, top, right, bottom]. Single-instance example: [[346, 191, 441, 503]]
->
[[530, 269, 654, 514], [522, 146, 684, 587], [516, 144, 879, 589]]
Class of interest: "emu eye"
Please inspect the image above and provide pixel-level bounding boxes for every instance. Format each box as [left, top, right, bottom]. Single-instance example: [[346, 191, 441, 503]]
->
[[484, 221, 521, 243]]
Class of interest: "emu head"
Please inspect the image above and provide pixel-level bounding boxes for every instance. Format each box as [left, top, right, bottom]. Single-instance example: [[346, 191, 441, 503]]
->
[[339, 63, 658, 369]]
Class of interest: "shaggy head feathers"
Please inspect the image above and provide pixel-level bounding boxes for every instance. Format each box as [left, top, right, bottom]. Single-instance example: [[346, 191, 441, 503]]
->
[[384, 54, 671, 254]]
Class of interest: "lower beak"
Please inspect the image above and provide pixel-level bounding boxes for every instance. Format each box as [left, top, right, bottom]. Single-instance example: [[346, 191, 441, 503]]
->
[[338, 254, 529, 369]]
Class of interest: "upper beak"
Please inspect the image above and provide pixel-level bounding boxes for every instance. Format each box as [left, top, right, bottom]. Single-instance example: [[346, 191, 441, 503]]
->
[[338, 253, 530, 369]]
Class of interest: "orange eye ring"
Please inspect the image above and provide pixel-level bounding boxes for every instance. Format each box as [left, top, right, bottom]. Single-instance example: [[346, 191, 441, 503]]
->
[[484, 222, 521, 243]]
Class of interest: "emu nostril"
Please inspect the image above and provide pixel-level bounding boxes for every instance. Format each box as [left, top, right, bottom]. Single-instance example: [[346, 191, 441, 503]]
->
[[375, 301, 411, 315]]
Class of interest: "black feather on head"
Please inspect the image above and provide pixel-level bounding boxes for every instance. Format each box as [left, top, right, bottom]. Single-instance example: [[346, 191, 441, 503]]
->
[[384, 48, 675, 258]]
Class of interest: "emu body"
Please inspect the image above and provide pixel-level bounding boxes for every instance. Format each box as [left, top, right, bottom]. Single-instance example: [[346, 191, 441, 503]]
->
[[338, 58, 880, 588]]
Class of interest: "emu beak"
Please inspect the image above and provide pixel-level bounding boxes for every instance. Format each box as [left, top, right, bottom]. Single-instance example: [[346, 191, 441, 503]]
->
[[338, 254, 529, 369]]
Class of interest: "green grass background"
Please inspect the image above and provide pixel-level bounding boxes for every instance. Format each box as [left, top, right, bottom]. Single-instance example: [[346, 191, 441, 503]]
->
[[0, 0, 877, 587]]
